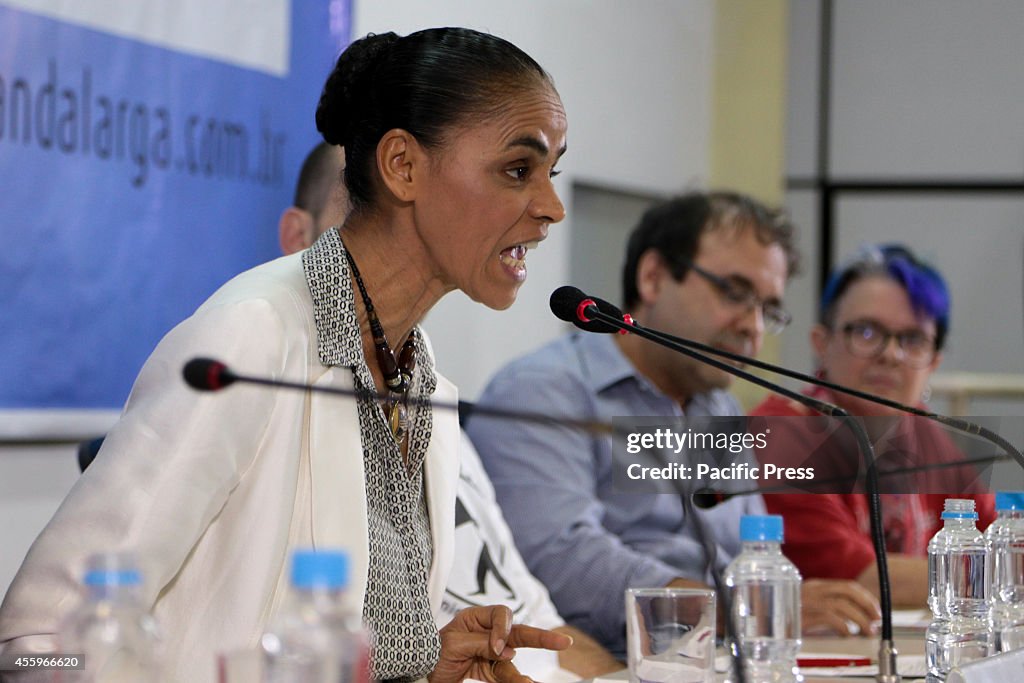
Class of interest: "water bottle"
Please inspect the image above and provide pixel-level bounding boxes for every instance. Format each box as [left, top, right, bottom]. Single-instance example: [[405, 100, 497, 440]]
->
[[57, 552, 162, 682], [986, 492, 1024, 652], [261, 549, 371, 683], [925, 498, 993, 682], [723, 515, 802, 683]]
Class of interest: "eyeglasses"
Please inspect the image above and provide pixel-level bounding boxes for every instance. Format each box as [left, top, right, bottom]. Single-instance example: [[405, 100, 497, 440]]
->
[[839, 319, 936, 367], [682, 260, 792, 335]]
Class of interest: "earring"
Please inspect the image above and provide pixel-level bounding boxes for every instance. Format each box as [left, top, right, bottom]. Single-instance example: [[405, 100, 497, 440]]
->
[[921, 383, 932, 404]]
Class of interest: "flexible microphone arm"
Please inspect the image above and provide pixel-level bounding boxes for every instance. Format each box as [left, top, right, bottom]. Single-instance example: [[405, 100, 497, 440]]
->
[[638, 320, 1024, 472], [683, 493, 750, 683], [558, 288, 1024, 471], [563, 301, 900, 683], [182, 358, 617, 438]]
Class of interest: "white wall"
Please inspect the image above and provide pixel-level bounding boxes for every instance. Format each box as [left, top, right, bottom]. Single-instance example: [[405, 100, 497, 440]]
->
[[0, 411, 118, 595], [353, 0, 717, 399], [0, 445, 83, 596], [829, 0, 1024, 178]]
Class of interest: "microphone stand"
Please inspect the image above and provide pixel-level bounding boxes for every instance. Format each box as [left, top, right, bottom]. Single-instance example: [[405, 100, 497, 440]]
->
[[554, 286, 1023, 475], [184, 358, 619, 438], [684, 493, 750, 683], [580, 308, 902, 683]]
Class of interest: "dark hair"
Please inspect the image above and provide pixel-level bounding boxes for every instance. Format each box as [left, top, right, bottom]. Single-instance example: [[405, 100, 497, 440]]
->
[[820, 243, 950, 351], [315, 28, 553, 213], [293, 142, 343, 223], [621, 191, 800, 310]]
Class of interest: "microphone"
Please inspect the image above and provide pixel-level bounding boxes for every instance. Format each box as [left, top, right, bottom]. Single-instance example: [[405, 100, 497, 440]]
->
[[552, 287, 846, 411], [549, 286, 632, 335], [183, 358, 237, 391], [181, 357, 617, 438], [557, 289, 1024, 471]]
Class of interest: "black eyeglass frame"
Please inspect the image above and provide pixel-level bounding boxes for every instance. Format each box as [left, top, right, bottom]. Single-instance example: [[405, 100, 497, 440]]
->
[[837, 319, 937, 368], [679, 259, 792, 335]]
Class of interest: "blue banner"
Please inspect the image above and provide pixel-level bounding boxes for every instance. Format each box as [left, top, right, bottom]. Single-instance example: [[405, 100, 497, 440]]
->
[[1, 0, 350, 409]]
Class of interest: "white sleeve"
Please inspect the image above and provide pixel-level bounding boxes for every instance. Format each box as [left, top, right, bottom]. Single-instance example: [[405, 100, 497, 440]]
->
[[0, 296, 288, 659]]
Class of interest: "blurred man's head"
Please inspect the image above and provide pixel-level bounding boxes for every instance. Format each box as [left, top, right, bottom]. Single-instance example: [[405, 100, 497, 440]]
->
[[619, 192, 800, 403], [278, 143, 349, 255]]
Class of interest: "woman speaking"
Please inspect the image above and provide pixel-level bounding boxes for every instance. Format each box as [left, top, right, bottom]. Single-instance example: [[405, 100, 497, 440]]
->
[[0, 27, 570, 683]]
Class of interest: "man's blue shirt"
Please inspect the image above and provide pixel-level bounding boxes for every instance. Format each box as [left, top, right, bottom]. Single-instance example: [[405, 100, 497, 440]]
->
[[466, 332, 765, 655]]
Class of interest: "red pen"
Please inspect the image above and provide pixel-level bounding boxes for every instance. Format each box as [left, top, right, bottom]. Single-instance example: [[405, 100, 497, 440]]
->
[[797, 655, 873, 667]]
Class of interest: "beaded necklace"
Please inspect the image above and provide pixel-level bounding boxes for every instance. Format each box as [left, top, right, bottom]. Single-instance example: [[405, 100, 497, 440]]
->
[[343, 245, 417, 444]]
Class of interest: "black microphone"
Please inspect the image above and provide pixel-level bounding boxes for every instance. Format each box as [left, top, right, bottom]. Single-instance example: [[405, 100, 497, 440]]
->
[[181, 357, 617, 438], [549, 286, 631, 335], [568, 291, 1024, 471], [183, 358, 238, 391]]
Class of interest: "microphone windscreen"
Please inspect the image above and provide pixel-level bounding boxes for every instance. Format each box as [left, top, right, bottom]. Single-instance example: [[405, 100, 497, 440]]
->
[[549, 286, 623, 334], [549, 286, 587, 323], [183, 358, 235, 391]]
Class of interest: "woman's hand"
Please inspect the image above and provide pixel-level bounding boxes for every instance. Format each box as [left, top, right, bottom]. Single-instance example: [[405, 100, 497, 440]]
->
[[801, 578, 882, 637], [428, 605, 573, 683]]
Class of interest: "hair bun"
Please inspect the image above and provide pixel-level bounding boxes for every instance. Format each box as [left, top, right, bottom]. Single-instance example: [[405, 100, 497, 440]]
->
[[316, 32, 400, 146]]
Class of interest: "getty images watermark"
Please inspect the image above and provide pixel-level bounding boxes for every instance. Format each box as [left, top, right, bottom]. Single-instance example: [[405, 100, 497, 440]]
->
[[614, 417, 813, 492], [609, 415, 1015, 495]]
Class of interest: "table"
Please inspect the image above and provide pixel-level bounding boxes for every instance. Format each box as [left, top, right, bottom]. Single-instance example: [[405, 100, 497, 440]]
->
[[589, 634, 926, 683], [798, 634, 924, 682]]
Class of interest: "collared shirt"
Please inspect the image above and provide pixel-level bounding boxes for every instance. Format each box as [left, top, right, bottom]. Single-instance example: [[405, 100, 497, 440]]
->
[[466, 332, 764, 656], [753, 388, 995, 582], [303, 230, 440, 681]]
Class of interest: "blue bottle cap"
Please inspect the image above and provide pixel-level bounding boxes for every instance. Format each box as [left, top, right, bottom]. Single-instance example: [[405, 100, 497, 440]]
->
[[84, 569, 142, 587], [291, 549, 349, 590], [995, 492, 1024, 511], [740, 515, 784, 543], [940, 511, 979, 520], [82, 553, 142, 587]]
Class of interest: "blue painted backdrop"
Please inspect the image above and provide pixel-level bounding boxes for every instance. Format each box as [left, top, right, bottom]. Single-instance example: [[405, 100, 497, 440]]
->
[[0, 1, 351, 409]]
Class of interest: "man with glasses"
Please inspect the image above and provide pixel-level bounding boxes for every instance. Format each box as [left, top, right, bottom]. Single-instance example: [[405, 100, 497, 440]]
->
[[751, 243, 994, 608], [466, 192, 881, 656]]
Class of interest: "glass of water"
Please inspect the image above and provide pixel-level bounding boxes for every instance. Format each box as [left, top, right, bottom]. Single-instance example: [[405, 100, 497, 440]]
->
[[626, 587, 716, 683]]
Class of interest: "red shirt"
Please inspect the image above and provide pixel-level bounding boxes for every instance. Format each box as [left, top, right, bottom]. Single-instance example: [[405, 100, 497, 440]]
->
[[750, 389, 995, 581]]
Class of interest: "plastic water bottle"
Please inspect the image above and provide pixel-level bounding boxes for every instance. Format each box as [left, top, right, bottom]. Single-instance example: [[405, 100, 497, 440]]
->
[[925, 504, 954, 682], [723, 515, 803, 683], [925, 499, 993, 682], [261, 549, 370, 683], [986, 492, 1024, 652], [57, 552, 162, 682]]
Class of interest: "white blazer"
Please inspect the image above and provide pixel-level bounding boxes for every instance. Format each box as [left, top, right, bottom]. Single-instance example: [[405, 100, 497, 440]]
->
[[0, 253, 460, 683]]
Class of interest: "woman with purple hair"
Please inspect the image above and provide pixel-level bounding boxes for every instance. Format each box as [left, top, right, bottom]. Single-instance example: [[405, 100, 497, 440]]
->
[[751, 243, 994, 613]]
